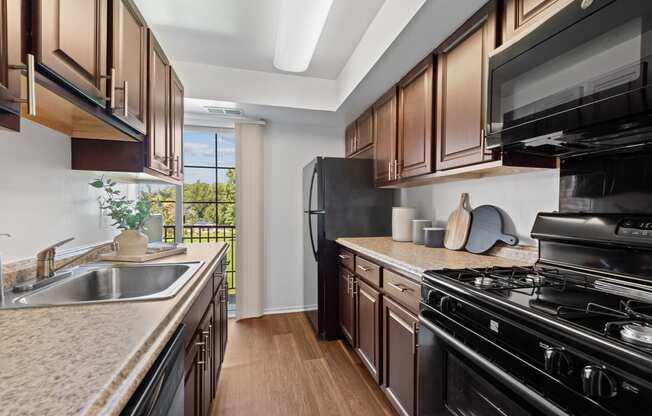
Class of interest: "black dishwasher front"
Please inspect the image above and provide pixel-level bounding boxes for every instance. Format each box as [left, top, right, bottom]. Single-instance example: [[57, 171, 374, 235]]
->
[[121, 324, 185, 416]]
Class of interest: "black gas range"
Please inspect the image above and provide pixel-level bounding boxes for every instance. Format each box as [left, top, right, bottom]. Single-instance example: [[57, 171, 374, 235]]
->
[[417, 213, 652, 416]]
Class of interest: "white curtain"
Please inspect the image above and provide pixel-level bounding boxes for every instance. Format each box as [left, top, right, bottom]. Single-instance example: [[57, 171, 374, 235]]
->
[[235, 121, 265, 320]]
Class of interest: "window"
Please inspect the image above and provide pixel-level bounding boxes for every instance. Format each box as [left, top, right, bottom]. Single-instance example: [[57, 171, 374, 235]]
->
[[146, 127, 236, 310]]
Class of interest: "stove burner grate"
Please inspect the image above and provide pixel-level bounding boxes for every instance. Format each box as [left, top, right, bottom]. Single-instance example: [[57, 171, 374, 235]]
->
[[448, 266, 576, 296]]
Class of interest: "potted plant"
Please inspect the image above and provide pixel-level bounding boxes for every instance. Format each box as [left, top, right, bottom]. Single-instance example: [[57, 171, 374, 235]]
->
[[90, 177, 152, 256]]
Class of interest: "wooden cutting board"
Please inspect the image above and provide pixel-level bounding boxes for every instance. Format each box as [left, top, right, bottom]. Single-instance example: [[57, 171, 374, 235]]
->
[[444, 193, 472, 250]]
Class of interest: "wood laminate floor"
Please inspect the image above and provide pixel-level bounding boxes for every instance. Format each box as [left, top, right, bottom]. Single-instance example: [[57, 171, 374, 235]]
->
[[213, 312, 396, 416]]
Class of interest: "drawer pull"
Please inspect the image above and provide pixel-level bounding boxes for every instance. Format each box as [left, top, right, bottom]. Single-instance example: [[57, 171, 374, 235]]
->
[[387, 282, 409, 293], [338, 254, 351, 260], [357, 265, 372, 272]]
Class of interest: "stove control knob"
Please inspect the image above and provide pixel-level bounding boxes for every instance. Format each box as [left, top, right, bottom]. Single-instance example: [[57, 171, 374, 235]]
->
[[582, 365, 618, 399], [544, 347, 573, 376], [439, 296, 452, 313]]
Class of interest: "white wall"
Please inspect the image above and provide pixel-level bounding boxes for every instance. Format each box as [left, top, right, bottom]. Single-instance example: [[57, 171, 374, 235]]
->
[[398, 170, 560, 246], [0, 119, 135, 262], [263, 122, 343, 313]]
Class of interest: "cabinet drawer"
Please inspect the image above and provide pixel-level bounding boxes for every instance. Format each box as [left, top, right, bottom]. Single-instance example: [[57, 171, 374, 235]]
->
[[356, 257, 381, 288], [383, 269, 420, 314], [338, 249, 355, 271]]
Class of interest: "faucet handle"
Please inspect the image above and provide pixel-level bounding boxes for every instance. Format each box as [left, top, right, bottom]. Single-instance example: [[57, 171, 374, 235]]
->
[[37, 237, 74, 259]]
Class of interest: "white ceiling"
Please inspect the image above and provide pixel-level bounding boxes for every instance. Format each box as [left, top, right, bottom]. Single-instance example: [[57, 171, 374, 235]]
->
[[134, 0, 385, 79], [134, 0, 487, 125]]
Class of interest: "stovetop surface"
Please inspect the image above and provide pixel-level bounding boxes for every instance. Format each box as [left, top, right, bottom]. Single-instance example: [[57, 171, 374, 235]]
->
[[424, 264, 652, 352]]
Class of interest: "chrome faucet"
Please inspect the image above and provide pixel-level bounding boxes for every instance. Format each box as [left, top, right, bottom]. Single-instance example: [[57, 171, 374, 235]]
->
[[35, 238, 112, 280], [0, 233, 11, 305]]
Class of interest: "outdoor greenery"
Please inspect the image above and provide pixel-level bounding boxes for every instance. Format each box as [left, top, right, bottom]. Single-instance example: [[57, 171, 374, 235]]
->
[[148, 169, 236, 226], [90, 177, 151, 230]]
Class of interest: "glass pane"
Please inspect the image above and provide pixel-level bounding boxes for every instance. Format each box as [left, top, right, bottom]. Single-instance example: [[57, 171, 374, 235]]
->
[[217, 130, 235, 168], [184, 167, 216, 202], [218, 202, 235, 226], [218, 169, 235, 202], [184, 130, 216, 167], [184, 202, 217, 226]]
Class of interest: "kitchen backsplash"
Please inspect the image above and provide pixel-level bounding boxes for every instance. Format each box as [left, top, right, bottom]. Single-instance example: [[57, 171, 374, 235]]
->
[[0, 119, 138, 263], [395, 169, 560, 246]]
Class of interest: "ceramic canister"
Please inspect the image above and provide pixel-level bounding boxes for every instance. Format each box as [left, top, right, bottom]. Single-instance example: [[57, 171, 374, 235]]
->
[[411, 220, 432, 245], [424, 227, 446, 248], [392, 207, 416, 241]]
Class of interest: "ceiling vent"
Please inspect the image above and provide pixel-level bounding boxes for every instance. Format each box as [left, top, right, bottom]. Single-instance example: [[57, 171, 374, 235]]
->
[[204, 106, 244, 117]]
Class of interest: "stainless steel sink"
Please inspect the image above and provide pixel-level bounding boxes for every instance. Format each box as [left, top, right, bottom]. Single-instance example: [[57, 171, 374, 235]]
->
[[9, 262, 202, 307]]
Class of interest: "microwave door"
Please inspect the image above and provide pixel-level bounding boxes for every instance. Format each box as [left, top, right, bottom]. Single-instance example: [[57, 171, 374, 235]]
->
[[487, 0, 652, 154]]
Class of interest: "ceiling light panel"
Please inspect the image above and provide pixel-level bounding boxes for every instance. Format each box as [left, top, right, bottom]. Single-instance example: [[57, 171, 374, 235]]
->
[[273, 0, 334, 73]]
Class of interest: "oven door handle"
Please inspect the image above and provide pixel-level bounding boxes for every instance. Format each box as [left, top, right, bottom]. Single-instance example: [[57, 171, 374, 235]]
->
[[419, 316, 569, 416]]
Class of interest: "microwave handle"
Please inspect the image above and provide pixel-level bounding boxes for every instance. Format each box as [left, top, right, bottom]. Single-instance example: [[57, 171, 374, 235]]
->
[[418, 316, 569, 416]]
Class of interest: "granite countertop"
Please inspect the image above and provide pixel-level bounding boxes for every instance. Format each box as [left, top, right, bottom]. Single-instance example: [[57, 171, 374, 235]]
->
[[0, 243, 228, 416], [336, 237, 535, 279]]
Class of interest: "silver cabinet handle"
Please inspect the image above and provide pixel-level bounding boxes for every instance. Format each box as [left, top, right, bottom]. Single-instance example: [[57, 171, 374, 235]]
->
[[115, 80, 128, 117], [387, 282, 408, 292], [9, 54, 36, 116], [357, 265, 371, 273], [338, 254, 350, 260], [195, 340, 206, 367]]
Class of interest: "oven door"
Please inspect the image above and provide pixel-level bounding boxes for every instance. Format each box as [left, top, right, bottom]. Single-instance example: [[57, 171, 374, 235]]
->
[[487, 0, 652, 156], [418, 309, 568, 416]]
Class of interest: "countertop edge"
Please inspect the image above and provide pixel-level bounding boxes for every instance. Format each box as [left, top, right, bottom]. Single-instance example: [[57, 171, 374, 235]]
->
[[92, 243, 230, 416], [336, 238, 425, 280]]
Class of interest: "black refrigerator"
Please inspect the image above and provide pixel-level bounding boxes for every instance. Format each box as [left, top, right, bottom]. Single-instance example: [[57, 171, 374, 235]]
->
[[303, 157, 393, 339]]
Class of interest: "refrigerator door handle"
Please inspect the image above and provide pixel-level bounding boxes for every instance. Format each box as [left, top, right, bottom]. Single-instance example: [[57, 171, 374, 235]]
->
[[307, 164, 319, 261]]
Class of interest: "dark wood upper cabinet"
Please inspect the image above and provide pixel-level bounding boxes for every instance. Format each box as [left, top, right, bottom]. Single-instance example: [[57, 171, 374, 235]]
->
[[34, 0, 108, 104], [435, 3, 497, 170], [356, 108, 374, 151], [109, 0, 147, 133], [339, 267, 355, 346], [0, 0, 22, 131], [383, 295, 418, 416], [501, 0, 567, 44], [345, 122, 357, 157], [373, 87, 398, 183], [398, 56, 435, 179], [170, 67, 184, 181], [355, 279, 380, 383], [147, 30, 171, 176]]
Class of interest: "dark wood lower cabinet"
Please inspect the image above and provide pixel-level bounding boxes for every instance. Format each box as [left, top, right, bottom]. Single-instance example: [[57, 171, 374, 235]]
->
[[339, 267, 355, 346], [183, 252, 229, 416], [355, 279, 381, 382], [382, 295, 419, 416]]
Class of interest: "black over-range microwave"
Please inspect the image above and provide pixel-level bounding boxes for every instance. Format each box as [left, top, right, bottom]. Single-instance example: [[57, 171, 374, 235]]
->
[[487, 0, 652, 157]]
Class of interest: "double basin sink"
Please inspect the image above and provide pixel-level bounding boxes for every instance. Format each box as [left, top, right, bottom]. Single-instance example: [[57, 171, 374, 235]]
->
[[4, 262, 202, 308]]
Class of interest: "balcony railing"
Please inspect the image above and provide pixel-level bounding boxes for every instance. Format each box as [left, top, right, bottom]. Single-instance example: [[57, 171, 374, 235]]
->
[[164, 225, 236, 295]]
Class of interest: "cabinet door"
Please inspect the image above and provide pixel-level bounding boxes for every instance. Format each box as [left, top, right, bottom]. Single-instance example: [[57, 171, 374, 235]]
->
[[212, 282, 223, 396], [170, 67, 184, 180], [355, 279, 380, 383], [109, 0, 147, 133], [184, 332, 202, 416], [221, 285, 228, 359], [502, 0, 566, 43], [373, 87, 398, 183], [398, 56, 434, 179], [34, 0, 108, 104], [435, 5, 497, 171], [339, 267, 355, 346], [345, 122, 357, 157], [147, 31, 171, 175], [383, 296, 418, 416], [199, 304, 214, 416], [356, 108, 374, 151], [0, 0, 22, 130]]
